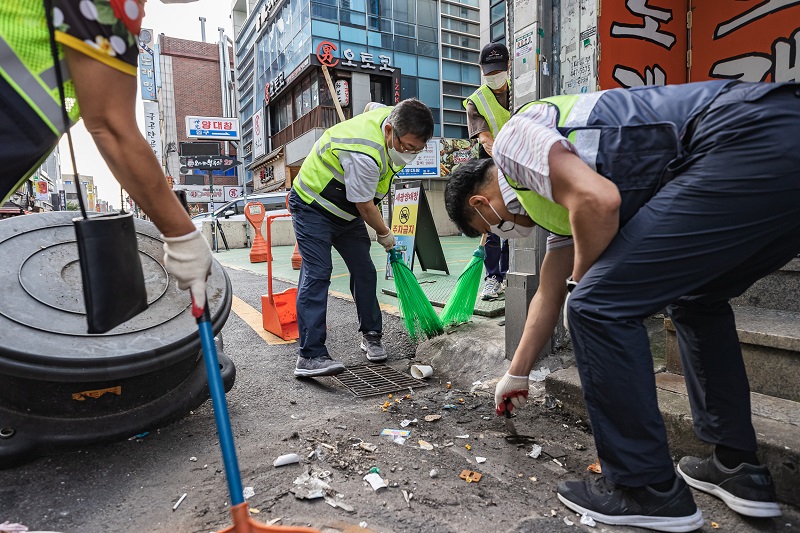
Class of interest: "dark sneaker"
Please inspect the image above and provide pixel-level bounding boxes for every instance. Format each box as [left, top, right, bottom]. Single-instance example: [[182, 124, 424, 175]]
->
[[557, 476, 704, 532], [360, 331, 387, 362], [678, 453, 781, 518], [294, 355, 345, 377]]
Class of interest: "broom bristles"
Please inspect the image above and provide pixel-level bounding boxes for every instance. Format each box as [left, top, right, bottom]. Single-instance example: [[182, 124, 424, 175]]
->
[[440, 246, 486, 326], [389, 250, 444, 341]]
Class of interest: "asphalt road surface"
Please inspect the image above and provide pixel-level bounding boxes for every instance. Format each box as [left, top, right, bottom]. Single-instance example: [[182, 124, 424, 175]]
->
[[2, 267, 798, 533]]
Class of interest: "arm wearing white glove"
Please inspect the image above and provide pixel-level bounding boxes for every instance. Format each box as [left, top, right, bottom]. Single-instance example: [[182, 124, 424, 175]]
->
[[495, 245, 573, 416], [376, 229, 396, 252], [163, 230, 213, 314], [495, 373, 530, 415], [354, 200, 394, 251]]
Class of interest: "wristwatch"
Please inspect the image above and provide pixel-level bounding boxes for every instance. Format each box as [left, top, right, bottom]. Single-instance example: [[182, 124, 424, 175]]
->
[[566, 276, 578, 293]]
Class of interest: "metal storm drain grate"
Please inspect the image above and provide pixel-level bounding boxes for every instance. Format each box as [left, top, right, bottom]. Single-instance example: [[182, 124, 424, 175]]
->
[[333, 364, 429, 398]]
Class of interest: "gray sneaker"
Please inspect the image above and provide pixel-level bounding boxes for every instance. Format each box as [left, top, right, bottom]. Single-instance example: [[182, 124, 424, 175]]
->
[[678, 452, 781, 517], [360, 331, 387, 362], [557, 475, 703, 532], [294, 355, 346, 377]]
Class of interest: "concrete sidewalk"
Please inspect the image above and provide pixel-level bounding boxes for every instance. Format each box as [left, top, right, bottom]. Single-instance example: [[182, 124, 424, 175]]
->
[[213, 244, 799, 509]]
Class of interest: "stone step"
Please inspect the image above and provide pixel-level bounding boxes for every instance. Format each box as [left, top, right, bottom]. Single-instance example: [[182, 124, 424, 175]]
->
[[665, 307, 800, 402], [732, 258, 800, 312], [546, 367, 800, 507]]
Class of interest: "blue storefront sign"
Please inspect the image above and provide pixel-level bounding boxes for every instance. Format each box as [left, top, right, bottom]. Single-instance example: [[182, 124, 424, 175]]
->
[[397, 140, 440, 178]]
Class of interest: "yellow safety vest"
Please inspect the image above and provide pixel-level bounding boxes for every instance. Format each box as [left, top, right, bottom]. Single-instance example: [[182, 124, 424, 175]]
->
[[0, 1, 79, 133], [293, 106, 400, 221], [504, 94, 601, 236], [0, 1, 81, 203], [463, 83, 510, 138]]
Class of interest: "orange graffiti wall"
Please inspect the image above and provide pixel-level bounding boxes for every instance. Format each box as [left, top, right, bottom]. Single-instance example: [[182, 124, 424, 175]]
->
[[689, 0, 800, 82], [598, 0, 688, 88]]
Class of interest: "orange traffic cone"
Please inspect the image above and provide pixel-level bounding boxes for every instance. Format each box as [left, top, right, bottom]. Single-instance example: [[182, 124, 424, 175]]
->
[[291, 242, 302, 270], [244, 203, 269, 263]]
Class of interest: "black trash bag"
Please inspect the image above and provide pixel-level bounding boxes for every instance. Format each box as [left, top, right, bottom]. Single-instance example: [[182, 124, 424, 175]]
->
[[73, 212, 148, 334]]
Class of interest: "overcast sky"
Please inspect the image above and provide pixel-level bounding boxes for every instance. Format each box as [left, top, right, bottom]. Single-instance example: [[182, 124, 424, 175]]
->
[[59, 0, 234, 208]]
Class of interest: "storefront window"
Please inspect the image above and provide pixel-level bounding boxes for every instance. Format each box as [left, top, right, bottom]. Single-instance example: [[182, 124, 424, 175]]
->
[[319, 72, 334, 106], [293, 74, 314, 119], [311, 74, 320, 108]]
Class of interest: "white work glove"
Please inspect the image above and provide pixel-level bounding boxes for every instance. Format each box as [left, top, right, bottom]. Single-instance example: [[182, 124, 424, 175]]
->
[[163, 229, 213, 315], [376, 230, 396, 252], [495, 372, 530, 416]]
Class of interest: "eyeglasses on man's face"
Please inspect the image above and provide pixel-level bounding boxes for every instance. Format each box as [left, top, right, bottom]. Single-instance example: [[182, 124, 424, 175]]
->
[[392, 129, 425, 154]]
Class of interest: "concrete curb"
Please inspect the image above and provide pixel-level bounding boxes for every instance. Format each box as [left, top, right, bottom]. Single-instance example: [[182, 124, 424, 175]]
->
[[545, 367, 800, 507]]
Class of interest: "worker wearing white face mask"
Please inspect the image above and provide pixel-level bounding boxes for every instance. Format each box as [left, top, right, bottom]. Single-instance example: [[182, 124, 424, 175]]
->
[[463, 43, 511, 158], [290, 99, 434, 378], [463, 42, 513, 300]]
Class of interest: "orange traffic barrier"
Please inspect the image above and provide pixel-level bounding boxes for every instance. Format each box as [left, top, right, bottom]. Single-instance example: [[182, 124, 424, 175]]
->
[[244, 202, 269, 263], [261, 212, 299, 341]]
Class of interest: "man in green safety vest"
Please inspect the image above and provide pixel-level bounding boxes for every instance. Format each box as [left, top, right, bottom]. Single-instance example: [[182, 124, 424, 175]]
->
[[444, 80, 800, 531], [464, 43, 511, 301], [0, 0, 213, 313], [290, 99, 434, 378]]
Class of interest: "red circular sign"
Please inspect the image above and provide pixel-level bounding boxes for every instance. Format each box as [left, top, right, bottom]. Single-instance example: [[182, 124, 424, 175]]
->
[[316, 41, 339, 67]]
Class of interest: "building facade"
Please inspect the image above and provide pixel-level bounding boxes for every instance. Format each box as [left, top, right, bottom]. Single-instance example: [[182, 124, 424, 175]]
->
[[233, 0, 491, 189], [158, 35, 240, 214]]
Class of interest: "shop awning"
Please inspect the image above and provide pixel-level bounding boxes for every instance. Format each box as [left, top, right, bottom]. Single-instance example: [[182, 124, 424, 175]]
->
[[247, 146, 284, 171]]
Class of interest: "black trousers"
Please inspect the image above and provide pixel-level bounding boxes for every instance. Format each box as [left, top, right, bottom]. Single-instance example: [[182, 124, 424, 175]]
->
[[0, 76, 59, 204], [567, 83, 800, 486]]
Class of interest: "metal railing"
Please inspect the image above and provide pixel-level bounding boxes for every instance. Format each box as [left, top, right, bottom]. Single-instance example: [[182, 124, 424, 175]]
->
[[271, 105, 352, 148]]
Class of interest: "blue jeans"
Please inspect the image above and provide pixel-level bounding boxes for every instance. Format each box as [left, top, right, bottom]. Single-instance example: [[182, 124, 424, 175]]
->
[[566, 83, 800, 486], [484, 233, 509, 281], [289, 190, 382, 359]]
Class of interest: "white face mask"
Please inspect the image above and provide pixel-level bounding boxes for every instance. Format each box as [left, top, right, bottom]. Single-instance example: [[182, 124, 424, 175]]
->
[[388, 127, 420, 166], [475, 203, 533, 239], [388, 145, 418, 166], [484, 72, 508, 90]]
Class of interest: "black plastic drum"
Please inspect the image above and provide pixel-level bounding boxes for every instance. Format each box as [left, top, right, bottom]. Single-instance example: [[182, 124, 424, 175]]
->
[[0, 212, 235, 467]]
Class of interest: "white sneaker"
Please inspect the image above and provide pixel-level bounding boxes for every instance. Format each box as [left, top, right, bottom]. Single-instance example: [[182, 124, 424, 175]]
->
[[481, 277, 502, 300], [499, 278, 507, 294]]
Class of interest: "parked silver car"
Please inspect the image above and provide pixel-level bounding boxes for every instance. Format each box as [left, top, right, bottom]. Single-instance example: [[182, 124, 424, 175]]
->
[[191, 191, 290, 230]]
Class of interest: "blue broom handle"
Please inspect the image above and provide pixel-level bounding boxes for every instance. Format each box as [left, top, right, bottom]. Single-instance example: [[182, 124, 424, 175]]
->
[[197, 306, 244, 506]]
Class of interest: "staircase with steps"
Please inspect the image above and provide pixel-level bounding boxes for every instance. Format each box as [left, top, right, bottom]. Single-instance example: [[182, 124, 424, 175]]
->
[[546, 258, 800, 506]]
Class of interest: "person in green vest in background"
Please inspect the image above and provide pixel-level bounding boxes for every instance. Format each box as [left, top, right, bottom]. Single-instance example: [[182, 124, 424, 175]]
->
[[290, 99, 434, 378], [444, 80, 800, 531], [464, 43, 511, 301], [0, 0, 212, 313]]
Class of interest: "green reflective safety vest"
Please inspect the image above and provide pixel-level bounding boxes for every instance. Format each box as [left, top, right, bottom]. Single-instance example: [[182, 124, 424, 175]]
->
[[463, 83, 511, 138], [504, 94, 591, 236], [0, 1, 80, 133], [293, 106, 399, 222], [0, 1, 81, 203]]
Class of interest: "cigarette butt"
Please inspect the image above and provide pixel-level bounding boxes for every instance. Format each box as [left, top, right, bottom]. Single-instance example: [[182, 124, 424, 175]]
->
[[173, 492, 188, 511]]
